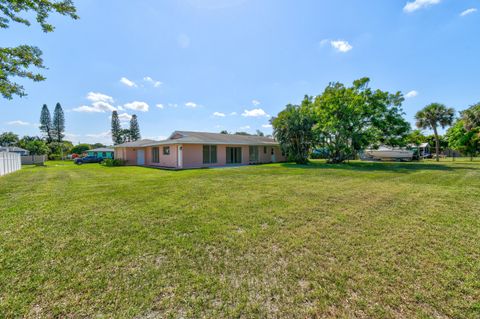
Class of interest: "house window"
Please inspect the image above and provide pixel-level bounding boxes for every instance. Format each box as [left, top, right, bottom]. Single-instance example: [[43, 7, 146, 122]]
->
[[102, 152, 107, 157], [226, 147, 242, 164], [249, 146, 259, 162], [264, 146, 267, 154], [152, 147, 160, 163], [163, 146, 170, 155], [203, 145, 217, 164]]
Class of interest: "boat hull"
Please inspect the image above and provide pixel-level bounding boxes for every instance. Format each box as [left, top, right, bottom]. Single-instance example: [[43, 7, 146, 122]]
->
[[364, 149, 414, 161]]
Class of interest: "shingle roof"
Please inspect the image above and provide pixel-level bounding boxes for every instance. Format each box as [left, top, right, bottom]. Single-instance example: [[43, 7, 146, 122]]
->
[[114, 139, 157, 148], [88, 148, 115, 152], [113, 132, 279, 148]]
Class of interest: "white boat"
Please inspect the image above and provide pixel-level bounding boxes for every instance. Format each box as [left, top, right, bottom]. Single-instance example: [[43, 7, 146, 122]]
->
[[363, 146, 414, 161]]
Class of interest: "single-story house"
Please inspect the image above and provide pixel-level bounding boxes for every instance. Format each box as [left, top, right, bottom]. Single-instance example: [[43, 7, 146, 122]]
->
[[87, 148, 114, 159], [0, 146, 29, 156], [114, 131, 286, 169]]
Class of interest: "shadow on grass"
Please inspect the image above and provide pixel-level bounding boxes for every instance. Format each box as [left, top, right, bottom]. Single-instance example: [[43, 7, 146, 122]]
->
[[279, 160, 475, 173]]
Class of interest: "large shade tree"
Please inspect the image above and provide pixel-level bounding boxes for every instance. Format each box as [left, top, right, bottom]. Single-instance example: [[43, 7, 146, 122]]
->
[[461, 103, 480, 131], [0, 131, 19, 146], [446, 120, 479, 161], [312, 78, 409, 163], [415, 103, 455, 161], [0, 1, 78, 99]]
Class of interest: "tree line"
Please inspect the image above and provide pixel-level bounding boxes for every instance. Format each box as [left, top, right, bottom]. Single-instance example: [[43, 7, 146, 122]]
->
[[271, 77, 479, 164], [111, 111, 141, 145]]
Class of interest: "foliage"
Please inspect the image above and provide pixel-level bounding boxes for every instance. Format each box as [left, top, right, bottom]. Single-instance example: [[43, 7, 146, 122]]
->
[[404, 129, 426, 146], [271, 101, 316, 164], [23, 139, 49, 155], [49, 140, 73, 157], [220, 130, 228, 134], [0, 0, 78, 99], [129, 114, 141, 141], [91, 143, 106, 149], [446, 120, 479, 160], [102, 158, 126, 167], [256, 130, 264, 137], [0, 131, 19, 146], [40, 104, 53, 143], [312, 78, 409, 163], [461, 102, 480, 131], [415, 103, 455, 161], [111, 111, 122, 145], [52, 102, 65, 142], [71, 143, 91, 155]]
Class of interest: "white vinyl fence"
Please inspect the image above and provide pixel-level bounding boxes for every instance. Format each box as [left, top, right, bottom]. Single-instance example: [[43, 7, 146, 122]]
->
[[0, 152, 21, 176]]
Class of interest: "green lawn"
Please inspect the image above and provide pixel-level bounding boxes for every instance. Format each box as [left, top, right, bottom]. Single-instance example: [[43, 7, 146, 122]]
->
[[1, 160, 479, 318]]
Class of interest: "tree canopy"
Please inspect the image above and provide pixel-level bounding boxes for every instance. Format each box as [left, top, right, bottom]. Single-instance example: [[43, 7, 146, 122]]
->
[[0, 131, 19, 146], [0, 0, 78, 99], [415, 103, 455, 161]]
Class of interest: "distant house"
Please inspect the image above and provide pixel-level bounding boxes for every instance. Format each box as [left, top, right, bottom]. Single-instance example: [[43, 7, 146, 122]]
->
[[0, 146, 29, 156], [87, 148, 114, 159], [114, 131, 286, 169]]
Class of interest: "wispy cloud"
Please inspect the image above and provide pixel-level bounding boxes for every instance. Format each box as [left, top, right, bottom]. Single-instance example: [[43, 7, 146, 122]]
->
[[330, 40, 353, 53], [403, 0, 441, 13], [405, 90, 418, 98], [120, 77, 137, 88], [185, 102, 199, 108], [74, 101, 116, 113], [242, 108, 269, 117], [156, 104, 164, 109], [230, 112, 237, 116], [213, 112, 226, 117], [123, 101, 149, 112], [7, 120, 31, 126], [86, 92, 114, 103], [460, 8, 477, 17], [240, 125, 250, 130], [262, 124, 272, 128], [144, 76, 162, 87], [252, 99, 260, 106]]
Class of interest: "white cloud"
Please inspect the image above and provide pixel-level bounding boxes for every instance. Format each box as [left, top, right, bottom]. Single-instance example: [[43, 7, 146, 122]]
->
[[120, 77, 137, 87], [230, 112, 237, 116], [185, 102, 199, 108], [330, 40, 353, 53], [144, 76, 162, 87], [177, 34, 191, 48], [242, 108, 269, 117], [460, 8, 477, 17], [403, 0, 441, 13], [168, 103, 178, 108], [213, 112, 226, 117], [117, 113, 133, 122], [86, 92, 114, 104], [240, 125, 250, 130], [405, 90, 418, 98], [74, 101, 116, 113], [262, 124, 273, 128], [124, 101, 149, 112], [156, 104, 164, 109], [7, 120, 31, 126], [252, 99, 260, 106]]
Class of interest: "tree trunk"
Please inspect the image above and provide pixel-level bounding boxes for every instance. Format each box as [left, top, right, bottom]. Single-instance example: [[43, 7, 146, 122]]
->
[[433, 127, 440, 162]]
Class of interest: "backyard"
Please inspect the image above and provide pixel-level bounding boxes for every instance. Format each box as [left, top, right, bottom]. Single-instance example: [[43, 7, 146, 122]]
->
[[0, 160, 479, 318]]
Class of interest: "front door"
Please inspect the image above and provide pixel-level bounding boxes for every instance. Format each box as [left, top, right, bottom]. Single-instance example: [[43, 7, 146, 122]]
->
[[177, 145, 183, 168], [136, 149, 145, 165], [271, 147, 276, 163]]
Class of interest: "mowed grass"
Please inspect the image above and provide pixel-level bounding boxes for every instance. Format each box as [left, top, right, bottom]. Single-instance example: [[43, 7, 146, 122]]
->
[[0, 160, 479, 318]]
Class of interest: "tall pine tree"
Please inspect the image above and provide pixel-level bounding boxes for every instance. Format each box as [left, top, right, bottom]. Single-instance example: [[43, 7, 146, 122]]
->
[[111, 111, 122, 144], [40, 104, 53, 143], [129, 114, 141, 141], [52, 102, 65, 142]]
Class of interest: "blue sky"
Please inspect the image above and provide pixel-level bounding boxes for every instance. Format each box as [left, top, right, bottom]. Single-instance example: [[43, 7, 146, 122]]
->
[[1, 0, 479, 144]]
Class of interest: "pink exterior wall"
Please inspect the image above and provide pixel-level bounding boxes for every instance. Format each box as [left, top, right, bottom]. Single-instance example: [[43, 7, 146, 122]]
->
[[115, 144, 286, 169], [144, 145, 178, 168]]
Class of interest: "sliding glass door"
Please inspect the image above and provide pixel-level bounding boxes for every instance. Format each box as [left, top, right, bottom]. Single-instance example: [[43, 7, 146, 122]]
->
[[226, 147, 242, 164]]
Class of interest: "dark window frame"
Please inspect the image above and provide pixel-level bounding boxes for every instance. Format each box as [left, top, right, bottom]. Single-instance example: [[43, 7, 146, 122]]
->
[[152, 147, 160, 163], [163, 146, 170, 155], [203, 145, 218, 164]]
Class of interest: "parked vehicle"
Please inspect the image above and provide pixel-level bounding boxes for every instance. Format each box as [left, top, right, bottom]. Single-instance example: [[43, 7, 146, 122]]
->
[[74, 156, 104, 165], [361, 146, 414, 161]]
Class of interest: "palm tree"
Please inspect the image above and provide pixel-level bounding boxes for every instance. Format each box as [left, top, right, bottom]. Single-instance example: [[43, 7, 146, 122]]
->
[[415, 103, 455, 161]]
